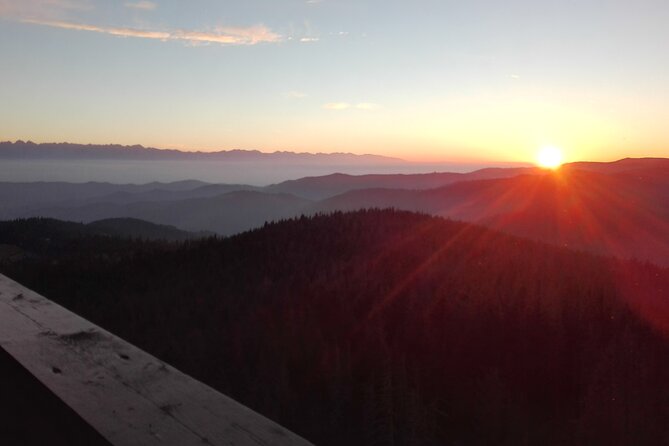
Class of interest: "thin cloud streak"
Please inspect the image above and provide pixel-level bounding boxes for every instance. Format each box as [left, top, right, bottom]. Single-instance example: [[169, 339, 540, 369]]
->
[[125, 1, 156, 11], [21, 19, 282, 45], [0, 0, 92, 17], [323, 102, 351, 110], [323, 102, 381, 111], [356, 102, 381, 110], [283, 91, 308, 99]]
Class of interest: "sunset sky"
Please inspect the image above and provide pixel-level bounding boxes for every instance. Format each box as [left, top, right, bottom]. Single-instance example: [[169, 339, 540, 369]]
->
[[1, 0, 668, 163]]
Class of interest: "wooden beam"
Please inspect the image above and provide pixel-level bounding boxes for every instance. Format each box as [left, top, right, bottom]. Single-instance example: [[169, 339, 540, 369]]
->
[[0, 273, 313, 446]]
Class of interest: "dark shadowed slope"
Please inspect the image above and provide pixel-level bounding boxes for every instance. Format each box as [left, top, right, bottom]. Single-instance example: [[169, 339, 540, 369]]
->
[[0, 218, 199, 253], [3, 210, 669, 446]]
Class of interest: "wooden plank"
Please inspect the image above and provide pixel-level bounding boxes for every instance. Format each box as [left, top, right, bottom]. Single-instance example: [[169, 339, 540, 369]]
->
[[0, 273, 313, 446]]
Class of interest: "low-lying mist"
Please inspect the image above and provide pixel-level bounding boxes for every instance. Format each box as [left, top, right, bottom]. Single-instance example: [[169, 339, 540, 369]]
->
[[0, 160, 529, 185]]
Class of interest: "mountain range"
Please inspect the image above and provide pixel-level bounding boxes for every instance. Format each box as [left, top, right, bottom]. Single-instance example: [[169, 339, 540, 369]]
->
[[0, 141, 403, 164], [1, 157, 667, 266]]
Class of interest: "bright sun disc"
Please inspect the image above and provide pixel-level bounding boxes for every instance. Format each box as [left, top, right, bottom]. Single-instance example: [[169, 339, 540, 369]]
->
[[536, 146, 563, 169]]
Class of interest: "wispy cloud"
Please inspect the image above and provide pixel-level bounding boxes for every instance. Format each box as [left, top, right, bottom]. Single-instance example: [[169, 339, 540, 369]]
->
[[283, 91, 308, 99], [21, 19, 282, 46], [300, 37, 319, 43], [124, 1, 156, 11], [323, 102, 351, 110], [0, 0, 92, 18], [355, 102, 381, 111], [323, 102, 381, 111]]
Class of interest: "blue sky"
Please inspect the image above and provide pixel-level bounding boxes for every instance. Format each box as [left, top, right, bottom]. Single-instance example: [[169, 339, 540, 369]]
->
[[1, 0, 668, 162]]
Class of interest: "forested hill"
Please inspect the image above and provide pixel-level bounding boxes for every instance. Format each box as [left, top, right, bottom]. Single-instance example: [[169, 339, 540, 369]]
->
[[2, 210, 669, 445], [0, 217, 200, 248]]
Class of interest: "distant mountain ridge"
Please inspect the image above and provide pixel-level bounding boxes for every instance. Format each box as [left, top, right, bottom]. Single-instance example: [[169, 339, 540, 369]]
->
[[564, 157, 669, 173], [1, 157, 667, 265], [14, 191, 312, 235], [0, 141, 404, 164], [313, 158, 669, 266], [266, 167, 541, 199]]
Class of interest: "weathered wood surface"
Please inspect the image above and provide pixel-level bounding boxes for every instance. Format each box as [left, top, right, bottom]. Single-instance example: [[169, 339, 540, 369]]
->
[[0, 273, 313, 446]]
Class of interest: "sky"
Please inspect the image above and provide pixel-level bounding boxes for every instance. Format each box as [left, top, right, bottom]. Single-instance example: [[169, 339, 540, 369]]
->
[[1, 0, 668, 163]]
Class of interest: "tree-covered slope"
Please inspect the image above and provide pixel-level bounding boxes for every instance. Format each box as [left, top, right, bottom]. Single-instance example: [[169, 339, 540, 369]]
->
[[2, 210, 668, 445]]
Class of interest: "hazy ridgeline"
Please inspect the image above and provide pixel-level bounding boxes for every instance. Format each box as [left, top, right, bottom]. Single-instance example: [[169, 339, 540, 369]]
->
[[2, 157, 667, 266], [2, 210, 669, 446], [0, 159, 462, 185], [0, 142, 512, 184]]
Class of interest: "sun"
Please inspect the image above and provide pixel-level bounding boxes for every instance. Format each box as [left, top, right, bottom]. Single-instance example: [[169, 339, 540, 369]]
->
[[536, 146, 563, 169]]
